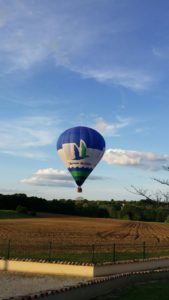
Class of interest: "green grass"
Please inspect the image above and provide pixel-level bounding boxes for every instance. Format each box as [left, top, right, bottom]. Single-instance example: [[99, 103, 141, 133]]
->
[[101, 281, 169, 300], [0, 248, 94, 263], [1, 249, 169, 264], [0, 210, 33, 219]]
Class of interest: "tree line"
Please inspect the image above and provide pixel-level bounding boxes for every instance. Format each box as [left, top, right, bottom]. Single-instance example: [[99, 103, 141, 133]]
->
[[1, 193, 169, 222]]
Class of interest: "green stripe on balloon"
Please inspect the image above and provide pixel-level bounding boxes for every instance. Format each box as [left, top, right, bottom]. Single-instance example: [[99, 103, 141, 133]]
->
[[70, 170, 91, 177]]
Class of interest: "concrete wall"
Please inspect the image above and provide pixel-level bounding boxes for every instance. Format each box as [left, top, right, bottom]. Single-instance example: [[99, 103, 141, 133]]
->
[[0, 259, 94, 277], [1, 257, 169, 278]]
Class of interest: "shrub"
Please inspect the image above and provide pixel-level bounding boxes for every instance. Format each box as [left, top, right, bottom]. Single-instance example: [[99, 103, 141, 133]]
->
[[16, 205, 28, 214], [165, 215, 169, 223]]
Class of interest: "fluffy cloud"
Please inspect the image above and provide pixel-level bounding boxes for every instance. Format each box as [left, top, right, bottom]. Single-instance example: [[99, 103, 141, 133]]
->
[[103, 149, 169, 171], [21, 168, 104, 187], [21, 169, 74, 187]]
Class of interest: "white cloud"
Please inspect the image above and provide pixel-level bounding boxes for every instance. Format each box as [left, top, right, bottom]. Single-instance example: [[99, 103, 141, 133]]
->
[[152, 46, 169, 59], [21, 168, 74, 188], [21, 168, 104, 187], [0, 1, 154, 91], [0, 115, 60, 159], [163, 165, 169, 171], [78, 68, 153, 91], [103, 149, 169, 171], [0, 1, 90, 72], [93, 116, 130, 136], [135, 128, 146, 133], [2, 150, 49, 160], [0, 95, 66, 108]]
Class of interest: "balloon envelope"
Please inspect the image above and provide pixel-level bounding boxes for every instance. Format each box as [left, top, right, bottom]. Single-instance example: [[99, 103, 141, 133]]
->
[[57, 126, 105, 189]]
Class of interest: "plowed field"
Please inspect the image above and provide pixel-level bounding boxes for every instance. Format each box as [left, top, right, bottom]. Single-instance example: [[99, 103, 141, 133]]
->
[[0, 216, 169, 245]]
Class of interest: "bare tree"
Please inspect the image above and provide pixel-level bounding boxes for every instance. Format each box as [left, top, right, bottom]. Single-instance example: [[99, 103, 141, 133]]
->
[[153, 178, 169, 186], [152, 169, 169, 201], [127, 185, 165, 203], [128, 169, 169, 202], [161, 191, 169, 202], [128, 185, 154, 201]]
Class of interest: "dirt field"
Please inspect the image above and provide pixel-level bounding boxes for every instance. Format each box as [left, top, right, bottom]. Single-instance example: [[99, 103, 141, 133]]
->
[[0, 215, 169, 245]]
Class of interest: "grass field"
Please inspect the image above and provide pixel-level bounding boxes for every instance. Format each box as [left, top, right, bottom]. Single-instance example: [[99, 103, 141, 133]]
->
[[1, 215, 169, 262], [0, 210, 32, 219], [96, 280, 169, 300]]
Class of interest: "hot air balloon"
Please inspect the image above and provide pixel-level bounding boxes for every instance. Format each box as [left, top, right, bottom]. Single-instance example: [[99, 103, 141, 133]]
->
[[57, 126, 105, 192]]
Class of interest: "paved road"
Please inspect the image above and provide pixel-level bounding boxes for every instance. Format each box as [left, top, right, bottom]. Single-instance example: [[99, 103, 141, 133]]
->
[[0, 271, 88, 299]]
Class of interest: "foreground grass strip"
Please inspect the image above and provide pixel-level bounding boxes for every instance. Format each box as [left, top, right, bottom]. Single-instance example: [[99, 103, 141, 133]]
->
[[112, 281, 169, 300]]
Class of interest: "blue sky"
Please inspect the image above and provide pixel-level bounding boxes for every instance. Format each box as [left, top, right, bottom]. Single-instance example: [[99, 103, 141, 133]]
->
[[0, 0, 169, 200]]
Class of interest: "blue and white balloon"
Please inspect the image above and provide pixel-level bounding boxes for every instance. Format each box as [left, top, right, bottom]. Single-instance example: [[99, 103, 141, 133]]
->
[[57, 126, 105, 192]]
